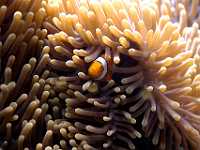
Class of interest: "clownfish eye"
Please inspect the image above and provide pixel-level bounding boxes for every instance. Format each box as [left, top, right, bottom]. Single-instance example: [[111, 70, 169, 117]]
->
[[88, 57, 108, 80]]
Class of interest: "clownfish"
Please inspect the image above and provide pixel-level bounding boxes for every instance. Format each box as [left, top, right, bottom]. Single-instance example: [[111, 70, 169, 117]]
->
[[88, 56, 112, 80]]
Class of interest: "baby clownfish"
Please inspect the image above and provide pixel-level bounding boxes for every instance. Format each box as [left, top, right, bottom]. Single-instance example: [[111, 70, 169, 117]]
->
[[88, 57, 112, 80]]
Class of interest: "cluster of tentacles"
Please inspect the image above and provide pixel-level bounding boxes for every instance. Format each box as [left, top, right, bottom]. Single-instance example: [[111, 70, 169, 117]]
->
[[0, 0, 200, 150]]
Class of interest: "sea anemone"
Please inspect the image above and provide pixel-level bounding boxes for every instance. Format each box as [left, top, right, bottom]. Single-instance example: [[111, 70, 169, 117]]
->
[[0, 0, 200, 150]]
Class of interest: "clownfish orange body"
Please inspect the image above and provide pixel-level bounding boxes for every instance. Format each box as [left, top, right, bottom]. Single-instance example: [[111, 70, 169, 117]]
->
[[88, 56, 112, 81]]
